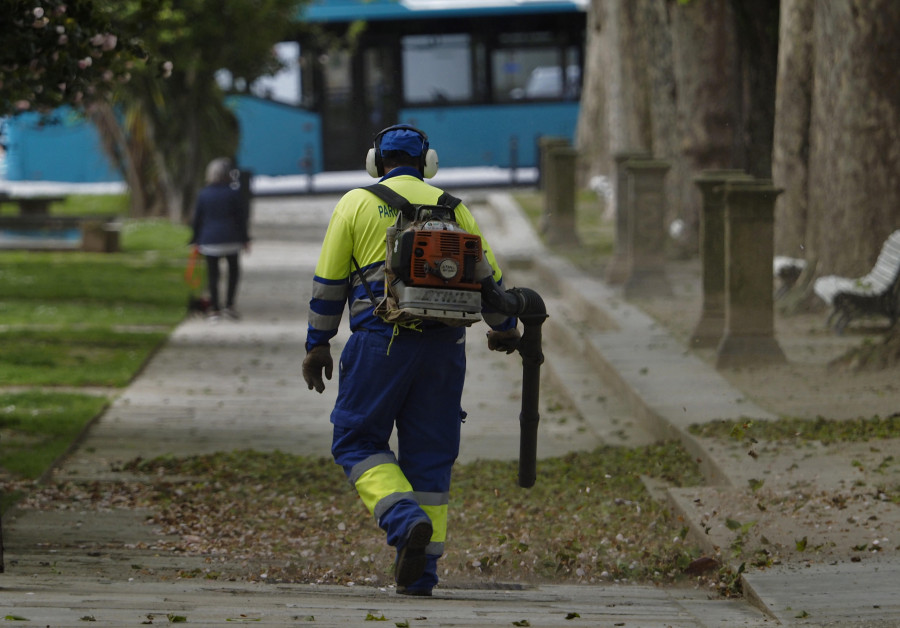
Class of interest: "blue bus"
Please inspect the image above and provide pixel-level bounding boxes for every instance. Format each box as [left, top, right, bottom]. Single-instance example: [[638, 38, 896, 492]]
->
[[5, 0, 586, 182]]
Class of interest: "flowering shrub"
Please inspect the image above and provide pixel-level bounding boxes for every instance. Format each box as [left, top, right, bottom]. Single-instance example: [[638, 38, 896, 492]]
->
[[0, 1, 144, 114]]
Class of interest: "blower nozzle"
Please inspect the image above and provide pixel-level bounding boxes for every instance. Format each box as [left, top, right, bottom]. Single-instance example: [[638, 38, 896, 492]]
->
[[480, 279, 547, 488]]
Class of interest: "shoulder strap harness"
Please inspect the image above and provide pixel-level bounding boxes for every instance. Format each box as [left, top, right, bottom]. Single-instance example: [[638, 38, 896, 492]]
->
[[351, 184, 463, 303]]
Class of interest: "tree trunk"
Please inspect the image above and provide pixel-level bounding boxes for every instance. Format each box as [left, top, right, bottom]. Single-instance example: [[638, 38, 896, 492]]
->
[[603, 0, 651, 159], [670, 0, 740, 251], [89, 102, 148, 217], [575, 0, 610, 188], [808, 1, 900, 277], [731, 0, 780, 179], [772, 0, 814, 259], [637, 1, 685, 253]]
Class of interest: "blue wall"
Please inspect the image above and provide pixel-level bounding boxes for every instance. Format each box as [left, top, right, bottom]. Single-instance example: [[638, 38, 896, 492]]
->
[[4, 97, 323, 183], [5, 108, 121, 182], [4, 98, 577, 182], [228, 95, 322, 176], [400, 102, 579, 169]]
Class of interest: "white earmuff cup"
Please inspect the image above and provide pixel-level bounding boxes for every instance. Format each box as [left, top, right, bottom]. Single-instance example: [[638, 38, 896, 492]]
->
[[423, 149, 439, 179], [365, 148, 379, 178]]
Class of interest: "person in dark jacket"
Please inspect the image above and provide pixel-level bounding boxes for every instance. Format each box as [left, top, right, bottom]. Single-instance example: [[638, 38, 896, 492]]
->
[[190, 157, 251, 321]]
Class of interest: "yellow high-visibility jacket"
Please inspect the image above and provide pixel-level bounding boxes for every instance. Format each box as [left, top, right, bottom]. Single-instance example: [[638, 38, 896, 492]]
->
[[306, 172, 515, 351]]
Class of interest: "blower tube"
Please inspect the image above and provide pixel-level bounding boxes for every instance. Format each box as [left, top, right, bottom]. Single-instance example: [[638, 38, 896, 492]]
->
[[481, 279, 548, 488]]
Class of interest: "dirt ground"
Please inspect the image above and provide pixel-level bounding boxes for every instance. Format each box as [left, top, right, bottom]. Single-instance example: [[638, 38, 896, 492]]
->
[[634, 258, 900, 423], [629, 258, 900, 569]]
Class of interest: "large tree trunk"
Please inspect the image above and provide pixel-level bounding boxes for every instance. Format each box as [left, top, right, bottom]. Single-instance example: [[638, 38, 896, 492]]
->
[[772, 0, 814, 260], [575, 0, 609, 188], [807, 1, 900, 278], [731, 0, 780, 179], [670, 0, 740, 250], [603, 0, 651, 158], [637, 1, 684, 252]]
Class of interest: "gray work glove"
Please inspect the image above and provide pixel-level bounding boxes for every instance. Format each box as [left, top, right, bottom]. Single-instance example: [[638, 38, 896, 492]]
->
[[302, 345, 333, 393], [486, 328, 521, 354]]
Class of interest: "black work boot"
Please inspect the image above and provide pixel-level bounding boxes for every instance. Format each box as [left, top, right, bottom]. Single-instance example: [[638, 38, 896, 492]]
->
[[396, 585, 433, 597], [394, 519, 432, 587]]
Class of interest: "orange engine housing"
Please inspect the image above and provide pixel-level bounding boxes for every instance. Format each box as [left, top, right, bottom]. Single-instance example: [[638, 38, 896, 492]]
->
[[391, 227, 483, 290]]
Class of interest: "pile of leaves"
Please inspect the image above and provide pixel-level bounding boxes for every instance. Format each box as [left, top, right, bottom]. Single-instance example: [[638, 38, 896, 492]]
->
[[689, 414, 900, 445], [16, 445, 746, 592]]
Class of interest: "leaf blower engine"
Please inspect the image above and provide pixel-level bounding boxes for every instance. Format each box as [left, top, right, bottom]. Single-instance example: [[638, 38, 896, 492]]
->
[[385, 203, 489, 323], [371, 184, 549, 488]]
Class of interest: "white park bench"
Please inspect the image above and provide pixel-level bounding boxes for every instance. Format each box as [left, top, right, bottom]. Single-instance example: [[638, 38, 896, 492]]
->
[[813, 229, 900, 333]]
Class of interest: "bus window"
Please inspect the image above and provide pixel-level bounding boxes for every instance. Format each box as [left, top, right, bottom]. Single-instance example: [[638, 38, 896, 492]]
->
[[493, 45, 581, 102], [250, 42, 302, 106], [402, 34, 473, 105], [216, 41, 304, 107]]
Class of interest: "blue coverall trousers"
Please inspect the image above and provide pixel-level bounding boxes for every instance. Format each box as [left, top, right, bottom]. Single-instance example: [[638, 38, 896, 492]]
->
[[331, 326, 467, 591]]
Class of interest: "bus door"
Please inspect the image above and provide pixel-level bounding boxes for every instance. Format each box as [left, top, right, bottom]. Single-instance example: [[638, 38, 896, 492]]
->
[[318, 44, 398, 172]]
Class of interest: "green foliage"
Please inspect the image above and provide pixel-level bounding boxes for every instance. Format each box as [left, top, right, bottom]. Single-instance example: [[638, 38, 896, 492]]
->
[[0, 390, 108, 480], [0, 0, 145, 114], [98, 0, 313, 218]]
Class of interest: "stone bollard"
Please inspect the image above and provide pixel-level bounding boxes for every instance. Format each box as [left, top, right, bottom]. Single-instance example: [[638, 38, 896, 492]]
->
[[541, 145, 580, 246], [537, 136, 570, 191], [605, 151, 651, 284], [622, 159, 672, 298], [689, 170, 753, 348], [716, 180, 786, 368]]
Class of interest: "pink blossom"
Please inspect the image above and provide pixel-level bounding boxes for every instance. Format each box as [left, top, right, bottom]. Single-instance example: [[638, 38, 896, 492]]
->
[[78, 57, 93, 69], [89, 33, 118, 52], [15, 100, 31, 111], [33, 7, 44, 18]]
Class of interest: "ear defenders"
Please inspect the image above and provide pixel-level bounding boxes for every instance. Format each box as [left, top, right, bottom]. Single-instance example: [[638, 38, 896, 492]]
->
[[366, 124, 439, 179]]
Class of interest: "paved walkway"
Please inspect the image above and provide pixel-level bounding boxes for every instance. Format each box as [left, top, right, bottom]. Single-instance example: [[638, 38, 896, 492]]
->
[[1, 190, 897, 626]]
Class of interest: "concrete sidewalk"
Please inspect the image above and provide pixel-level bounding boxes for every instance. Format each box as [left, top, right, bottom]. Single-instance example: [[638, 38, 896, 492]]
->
[[1, 190, 896, 626]]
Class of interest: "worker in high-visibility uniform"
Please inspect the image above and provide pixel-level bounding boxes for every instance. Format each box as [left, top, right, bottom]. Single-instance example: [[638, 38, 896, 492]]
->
[[302, 125, 520, 596]]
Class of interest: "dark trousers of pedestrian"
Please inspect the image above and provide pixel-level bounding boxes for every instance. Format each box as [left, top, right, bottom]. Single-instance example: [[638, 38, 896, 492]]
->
[[204, 253, 240, 311]]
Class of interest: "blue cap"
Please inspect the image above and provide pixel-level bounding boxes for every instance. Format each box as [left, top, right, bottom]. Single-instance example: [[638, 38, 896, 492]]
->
[[380, 128, 426, 157]]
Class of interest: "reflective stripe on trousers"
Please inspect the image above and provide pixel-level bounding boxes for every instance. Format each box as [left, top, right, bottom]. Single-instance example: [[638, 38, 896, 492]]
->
[[350, 451, 449, 555]]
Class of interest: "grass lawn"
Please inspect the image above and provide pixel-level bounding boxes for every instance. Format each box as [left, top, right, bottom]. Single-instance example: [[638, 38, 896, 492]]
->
[[0, 194, 128, 217], [0, 196, 190, 495], [0, 391, 109, 480]]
